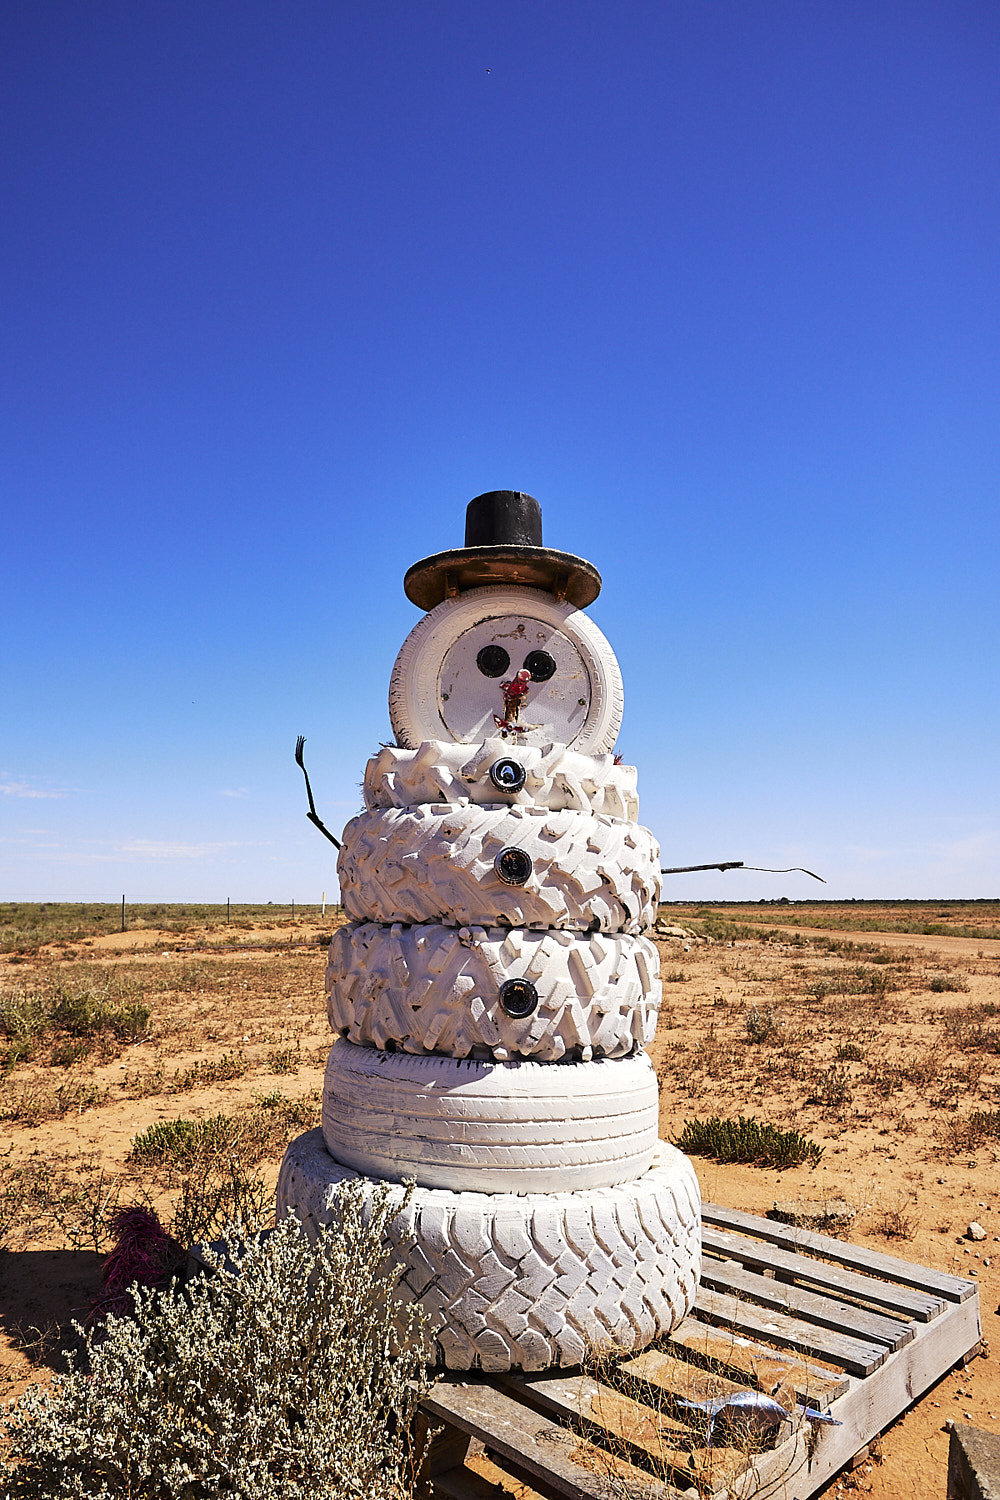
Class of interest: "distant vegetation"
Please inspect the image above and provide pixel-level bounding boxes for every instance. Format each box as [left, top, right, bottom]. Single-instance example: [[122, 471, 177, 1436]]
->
[[0, 902, 342, 958], [659, 899, 1000, 943]]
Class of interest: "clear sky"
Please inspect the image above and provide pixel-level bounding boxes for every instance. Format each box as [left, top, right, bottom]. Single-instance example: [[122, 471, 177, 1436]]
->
[[3, 1, 998, 904]]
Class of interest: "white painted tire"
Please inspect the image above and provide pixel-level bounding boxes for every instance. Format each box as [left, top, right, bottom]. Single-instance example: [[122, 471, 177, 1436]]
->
[[325, 922, 661, 1062], [321, 1040, 659, 1193], [338, 806, 660, 935], [277, 1130, 702, 1372], [363, 738, 640, 821], [388, 587, 624, 754]]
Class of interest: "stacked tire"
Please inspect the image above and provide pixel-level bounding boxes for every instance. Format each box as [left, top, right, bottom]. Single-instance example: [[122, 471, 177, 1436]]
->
[[278, 731, 701, 1371]]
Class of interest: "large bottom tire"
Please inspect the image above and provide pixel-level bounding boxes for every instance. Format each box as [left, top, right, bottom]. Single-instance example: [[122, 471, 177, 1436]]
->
[[277, 1129, 702, 1373], [321, 1039, 659, 1193], [326, 922, 662, 1062]]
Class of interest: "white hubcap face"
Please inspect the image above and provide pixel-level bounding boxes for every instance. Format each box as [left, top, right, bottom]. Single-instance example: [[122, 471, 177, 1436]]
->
[[438, 613, 592, 746]]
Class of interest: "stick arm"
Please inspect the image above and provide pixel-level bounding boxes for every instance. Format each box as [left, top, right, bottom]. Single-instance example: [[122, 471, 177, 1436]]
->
[[294, 737, 342, 851]]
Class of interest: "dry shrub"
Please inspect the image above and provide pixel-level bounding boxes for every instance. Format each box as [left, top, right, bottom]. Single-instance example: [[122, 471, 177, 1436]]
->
[[806, 1065, 853, 1109], [945, 1109, 1000, 1155], [743, 1006, 780, 1044], [0, 1077, 109, 1126], [0, 1197, 432, 1500], [1, 1096, 320, 1261], [927, 973, 970, 993], [871, 1202, 916, 1240], [1, 968, 148, 1071]]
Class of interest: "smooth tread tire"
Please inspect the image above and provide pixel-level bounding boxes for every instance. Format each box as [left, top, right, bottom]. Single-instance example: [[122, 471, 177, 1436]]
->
[[326, 921, 661, 1062], [338, 805, 660, 934], [388, 587, 624, 754], [277, 1129, 702, 1372], [363, 738, 639, 821], [321, 1039, 659, 1192]]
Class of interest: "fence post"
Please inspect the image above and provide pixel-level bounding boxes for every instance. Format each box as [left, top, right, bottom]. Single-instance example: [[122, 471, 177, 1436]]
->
[[121, 895, 125, 933]]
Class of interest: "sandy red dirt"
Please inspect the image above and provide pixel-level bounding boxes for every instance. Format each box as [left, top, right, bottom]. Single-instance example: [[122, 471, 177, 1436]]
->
[[2, 910, 998, 1496]]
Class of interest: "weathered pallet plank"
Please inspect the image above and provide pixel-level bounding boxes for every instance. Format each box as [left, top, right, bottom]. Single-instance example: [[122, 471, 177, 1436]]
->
[[693, 1283, 888, 1376], [507, 1370, 748, 1499], [701, 1225, 944, 1322], [702, 1202, 975, 1302], [619, 1346, 779, 1405], [722, 1428, 811, 1500], [616, 1348, 797, 1458], [756, 1293, 983, 1498], [666, 1317, 850, 1408], [699, 1255, 915, 1351], [421, 1379, 683, 1500]]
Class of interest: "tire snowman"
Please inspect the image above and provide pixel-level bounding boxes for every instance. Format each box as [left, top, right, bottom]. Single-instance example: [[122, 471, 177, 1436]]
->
[[277, 491, 701, 1372]]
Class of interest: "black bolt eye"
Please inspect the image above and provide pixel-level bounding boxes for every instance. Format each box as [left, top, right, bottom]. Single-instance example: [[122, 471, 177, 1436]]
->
[[494, 846, 533, 886], [477, 644, 510, 678], [499, 977, 539, 1019], [489, 758, 527, 793], [523, 649, 556, 682]]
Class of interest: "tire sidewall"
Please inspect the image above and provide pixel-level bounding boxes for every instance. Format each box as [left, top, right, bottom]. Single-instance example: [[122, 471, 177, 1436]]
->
[[389, 586, 624, 754]]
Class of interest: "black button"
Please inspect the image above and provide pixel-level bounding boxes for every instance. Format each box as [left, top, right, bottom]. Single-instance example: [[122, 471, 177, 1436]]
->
[[523, 649, 556, 682], [477, 644, 510, 677], [489, 758, 527, 793], [499, 977, 539, 1019], [494, 846, 533, 886]]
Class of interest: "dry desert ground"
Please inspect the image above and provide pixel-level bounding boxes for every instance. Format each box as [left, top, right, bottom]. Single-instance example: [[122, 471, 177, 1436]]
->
[[2, 898, 1000, 1498]]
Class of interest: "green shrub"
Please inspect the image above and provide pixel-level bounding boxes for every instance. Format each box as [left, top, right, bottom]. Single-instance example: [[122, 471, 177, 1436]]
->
[[0, 1198, 432, 1500], [676, 1114, 823, 1168], [50, 990, 149, 1040], [129, 1115, 239, 1165]]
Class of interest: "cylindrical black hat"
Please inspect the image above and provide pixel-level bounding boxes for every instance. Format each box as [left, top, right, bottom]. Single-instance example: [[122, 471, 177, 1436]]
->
[[404, 490, 601, 610]]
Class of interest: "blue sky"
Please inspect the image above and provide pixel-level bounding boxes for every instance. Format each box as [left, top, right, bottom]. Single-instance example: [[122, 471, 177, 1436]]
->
[[3, 1, 998, 903]]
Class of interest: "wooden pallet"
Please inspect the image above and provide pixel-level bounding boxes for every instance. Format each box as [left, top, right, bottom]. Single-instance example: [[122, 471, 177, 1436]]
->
[[419, 1201, 981, 1500]]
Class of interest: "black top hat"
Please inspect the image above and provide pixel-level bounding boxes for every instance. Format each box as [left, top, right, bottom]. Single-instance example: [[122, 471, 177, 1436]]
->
[[404, 491, 602, 610]]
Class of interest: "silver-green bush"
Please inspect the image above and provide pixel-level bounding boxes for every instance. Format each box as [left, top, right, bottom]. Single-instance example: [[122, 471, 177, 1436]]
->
[[1, 1187, 432, 1499]]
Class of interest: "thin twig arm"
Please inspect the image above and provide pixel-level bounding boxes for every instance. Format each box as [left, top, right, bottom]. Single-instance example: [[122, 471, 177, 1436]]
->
[[294, 737, 342, 850]]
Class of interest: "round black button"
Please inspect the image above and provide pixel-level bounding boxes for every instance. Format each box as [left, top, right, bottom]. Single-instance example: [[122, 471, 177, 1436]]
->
[[476, 644, 511, 678], [489, 758, 527, 793], [494, 846, 533, 886], [523, 649, 556, 682], [499, 977, 539, 1019]]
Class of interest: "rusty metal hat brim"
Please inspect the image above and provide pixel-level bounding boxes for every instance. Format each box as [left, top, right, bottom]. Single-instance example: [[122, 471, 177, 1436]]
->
[[403, 545, 602, 611]]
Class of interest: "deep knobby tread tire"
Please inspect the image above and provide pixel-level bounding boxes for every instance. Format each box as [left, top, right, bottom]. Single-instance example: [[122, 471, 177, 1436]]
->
[[388, 587, 624, 754], [277, 1129, 702, 1372], [338, 805, 660, 934], [320, 1040, 659, 1193], [326, 921, 661, 1061], [363, 738, 639, 821]]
